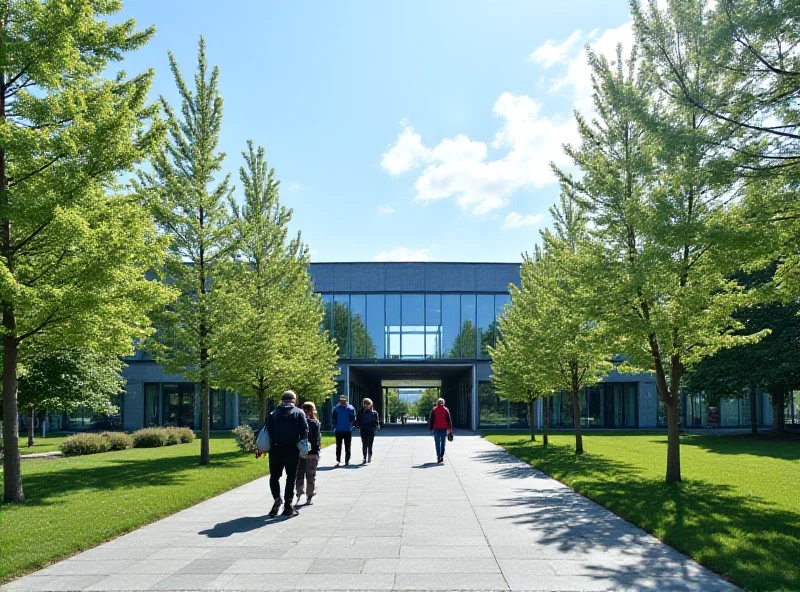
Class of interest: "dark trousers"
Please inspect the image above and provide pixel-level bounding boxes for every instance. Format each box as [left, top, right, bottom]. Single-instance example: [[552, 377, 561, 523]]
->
[[268, 445, 299, 503], [295, 455, 319, 497], [434, 428, 448, 459], [335, 430, 352, 463], [361, 431, 375, 459]]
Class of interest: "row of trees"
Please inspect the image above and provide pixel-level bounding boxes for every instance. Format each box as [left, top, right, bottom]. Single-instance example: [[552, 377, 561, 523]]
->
[[1, 2, 338, 503], [492, 0, 800, 483]]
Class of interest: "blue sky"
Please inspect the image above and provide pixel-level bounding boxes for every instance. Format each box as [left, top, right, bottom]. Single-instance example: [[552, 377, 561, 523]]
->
[[113, 1, 634, 263]]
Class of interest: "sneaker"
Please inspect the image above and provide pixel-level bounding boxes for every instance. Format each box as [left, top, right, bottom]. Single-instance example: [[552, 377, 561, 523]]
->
[[306, 494, 314, 505], [345, 461, 350, 466], [281, 503, 298, 517], [335, 461, 340, 467], [361, 458, 367, 465], [268, 499, 282, 518]]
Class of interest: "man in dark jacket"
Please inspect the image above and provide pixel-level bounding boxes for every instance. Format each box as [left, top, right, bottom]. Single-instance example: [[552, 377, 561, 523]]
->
[[331, 394, 355, 466], [266, 390, 308, 517]]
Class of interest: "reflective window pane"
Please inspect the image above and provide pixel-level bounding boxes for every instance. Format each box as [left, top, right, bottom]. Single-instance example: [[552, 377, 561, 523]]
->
[[425, 294, 442, 359], [477, 295, 495, 359], [366, 294, 385, 359], [321, 294, 333, 333], [350, 294, 368, 358], [401, 294, 425, 359], [441, 294, 460, 358], [333, 294, 350, 358], [460, 294, 477, 358], [386, 294, 401, 359]]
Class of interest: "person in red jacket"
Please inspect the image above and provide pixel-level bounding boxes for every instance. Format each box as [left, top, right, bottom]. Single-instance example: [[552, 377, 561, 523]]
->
[[428, 398, 453, 464]]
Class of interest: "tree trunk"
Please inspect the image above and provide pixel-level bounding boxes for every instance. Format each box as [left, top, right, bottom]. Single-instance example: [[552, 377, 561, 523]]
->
[[199, 374, 210, 466], [571, 384, 583, 454], [3, 330, 24, 503], [664, 364, 682, 483], [543, 395, 549, 448], [528, 398, 536, 442], [772, 385, 786, 434], [749, 384, 759, 436], [27, 404, 34, 447], [258, 391, 267, 427]]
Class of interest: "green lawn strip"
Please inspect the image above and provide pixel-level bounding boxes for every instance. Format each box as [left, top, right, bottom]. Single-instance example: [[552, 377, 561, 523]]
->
[[17, 435, 69, 455], [0, 434, 334, 583], [483, 431, 800, 592]]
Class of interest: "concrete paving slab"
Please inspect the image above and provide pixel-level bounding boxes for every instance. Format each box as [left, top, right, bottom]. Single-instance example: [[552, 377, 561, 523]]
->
[[1, 431, 737, 592]]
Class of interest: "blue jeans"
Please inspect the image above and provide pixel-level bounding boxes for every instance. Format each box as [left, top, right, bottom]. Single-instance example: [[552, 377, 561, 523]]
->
[[433, 429, 448, 459]]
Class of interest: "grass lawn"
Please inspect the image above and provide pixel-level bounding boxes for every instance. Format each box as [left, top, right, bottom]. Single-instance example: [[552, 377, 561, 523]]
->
[[484, 431, 800, 591], [0, 434, 333, 584], [17, 434, 69, 455]]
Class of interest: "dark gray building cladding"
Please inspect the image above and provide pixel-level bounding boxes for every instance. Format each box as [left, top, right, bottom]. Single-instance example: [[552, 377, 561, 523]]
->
[[48, 262, 782, 433]]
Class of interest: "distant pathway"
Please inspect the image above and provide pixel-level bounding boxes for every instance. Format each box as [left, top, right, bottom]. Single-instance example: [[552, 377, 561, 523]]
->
[[3, 430, 736, 591]]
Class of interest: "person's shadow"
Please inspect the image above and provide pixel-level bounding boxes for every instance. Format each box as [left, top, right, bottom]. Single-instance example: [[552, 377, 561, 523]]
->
[[198, 514, 291, 538], [412, 462, 441, 469]]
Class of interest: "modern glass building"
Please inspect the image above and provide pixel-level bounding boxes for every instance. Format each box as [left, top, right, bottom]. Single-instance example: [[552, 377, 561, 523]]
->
[[45, 262, 788, 432]]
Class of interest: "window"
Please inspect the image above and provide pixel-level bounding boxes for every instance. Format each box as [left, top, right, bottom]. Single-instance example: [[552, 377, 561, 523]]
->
[[386, 294, 401, 359], [401, 294, 425, 359], [145, 383, 160, 427], [586, 386, 603, 427], [441, 294, 460, 358], [366, 294, 385, 359], [321, 294, 333, 333], [425, 294, 442, 359], [161, 383, 195, 428], [350, 294, 368, 358], [478, 382, 506, 428], [460, 294, 477, 358], [477, 295, 495, 359], [333, 294, 350, 358]]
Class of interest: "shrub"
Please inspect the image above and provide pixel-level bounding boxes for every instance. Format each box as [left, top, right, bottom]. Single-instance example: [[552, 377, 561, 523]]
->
[[60, 433, 109, 456], [232, 425, 256, 453], [177, 427, 195, 443], [132, 428, 168, 448], [102, 432, 133, 451], [164, 428, 180, 446]]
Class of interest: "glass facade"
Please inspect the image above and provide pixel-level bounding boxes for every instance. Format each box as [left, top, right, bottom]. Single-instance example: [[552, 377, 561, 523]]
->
[[319, 293, 509, 360], [546, 384, 639, 429]]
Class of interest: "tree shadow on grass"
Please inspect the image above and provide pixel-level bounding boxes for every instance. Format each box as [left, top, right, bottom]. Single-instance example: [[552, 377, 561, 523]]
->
[[11, 451, 246, 508], [678, 434, 800, 461], [479, 441, 800, 591]]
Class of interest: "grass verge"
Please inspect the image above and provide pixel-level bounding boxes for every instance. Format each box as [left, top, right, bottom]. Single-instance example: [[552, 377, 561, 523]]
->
[[16, 434, 69, 456], [0, 433, 333, 583], [484, 431, 800, 592]]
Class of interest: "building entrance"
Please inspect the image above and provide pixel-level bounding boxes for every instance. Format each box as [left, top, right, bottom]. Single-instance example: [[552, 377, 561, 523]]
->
[[345, 363, 475, 429]]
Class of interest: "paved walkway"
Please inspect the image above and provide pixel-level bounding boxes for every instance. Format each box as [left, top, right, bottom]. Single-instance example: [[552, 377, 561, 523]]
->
[[4, 431, 736, 591]]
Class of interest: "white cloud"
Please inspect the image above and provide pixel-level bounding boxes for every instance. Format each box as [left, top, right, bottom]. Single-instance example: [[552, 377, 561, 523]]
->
[[529, 30, 585, 68], [378, 205, 395, 215], [381, 93, 577, 216], [536, 23, 634, 115], [380, 127, 431, 175], [288, 182, 301, 192], [374, 247, 431, 262], [503, 212, 544, 229], [380, 20, 635, 218]]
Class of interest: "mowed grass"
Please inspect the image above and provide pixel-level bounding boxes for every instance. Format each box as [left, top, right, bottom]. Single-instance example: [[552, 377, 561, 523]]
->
[[16, 434, 69, 455], [484, 431, 800, 591], [0, 434, 334, 583]]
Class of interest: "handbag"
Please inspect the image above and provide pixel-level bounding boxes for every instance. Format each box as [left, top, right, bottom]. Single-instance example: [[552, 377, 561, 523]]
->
[[256, 426, 271, 453], [447, 432, 454, 442], [298, 439, 310, 458]]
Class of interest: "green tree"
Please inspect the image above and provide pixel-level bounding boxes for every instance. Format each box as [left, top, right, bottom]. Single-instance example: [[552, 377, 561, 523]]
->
[[490, 251, 548, 444], [386, 388, 409, 420], [213, 141, 338, 424], [417, 388, 438, 421], [18, 347, 124, 446], [0, 0, 171, 502], [138, 38, 235, 466], [557, 42, 763, 481]]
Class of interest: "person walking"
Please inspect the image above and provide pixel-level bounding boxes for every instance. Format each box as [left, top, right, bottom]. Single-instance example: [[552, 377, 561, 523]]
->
[[356, 398, 381, 464], [428, 397, 453, 464], [295, 402, 321, 506], [332, 394, 355, 466], [264, 390, 308, 518]]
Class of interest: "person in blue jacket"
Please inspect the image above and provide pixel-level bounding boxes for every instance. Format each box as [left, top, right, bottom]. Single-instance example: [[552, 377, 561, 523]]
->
[[331, 394, 355, 466]]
